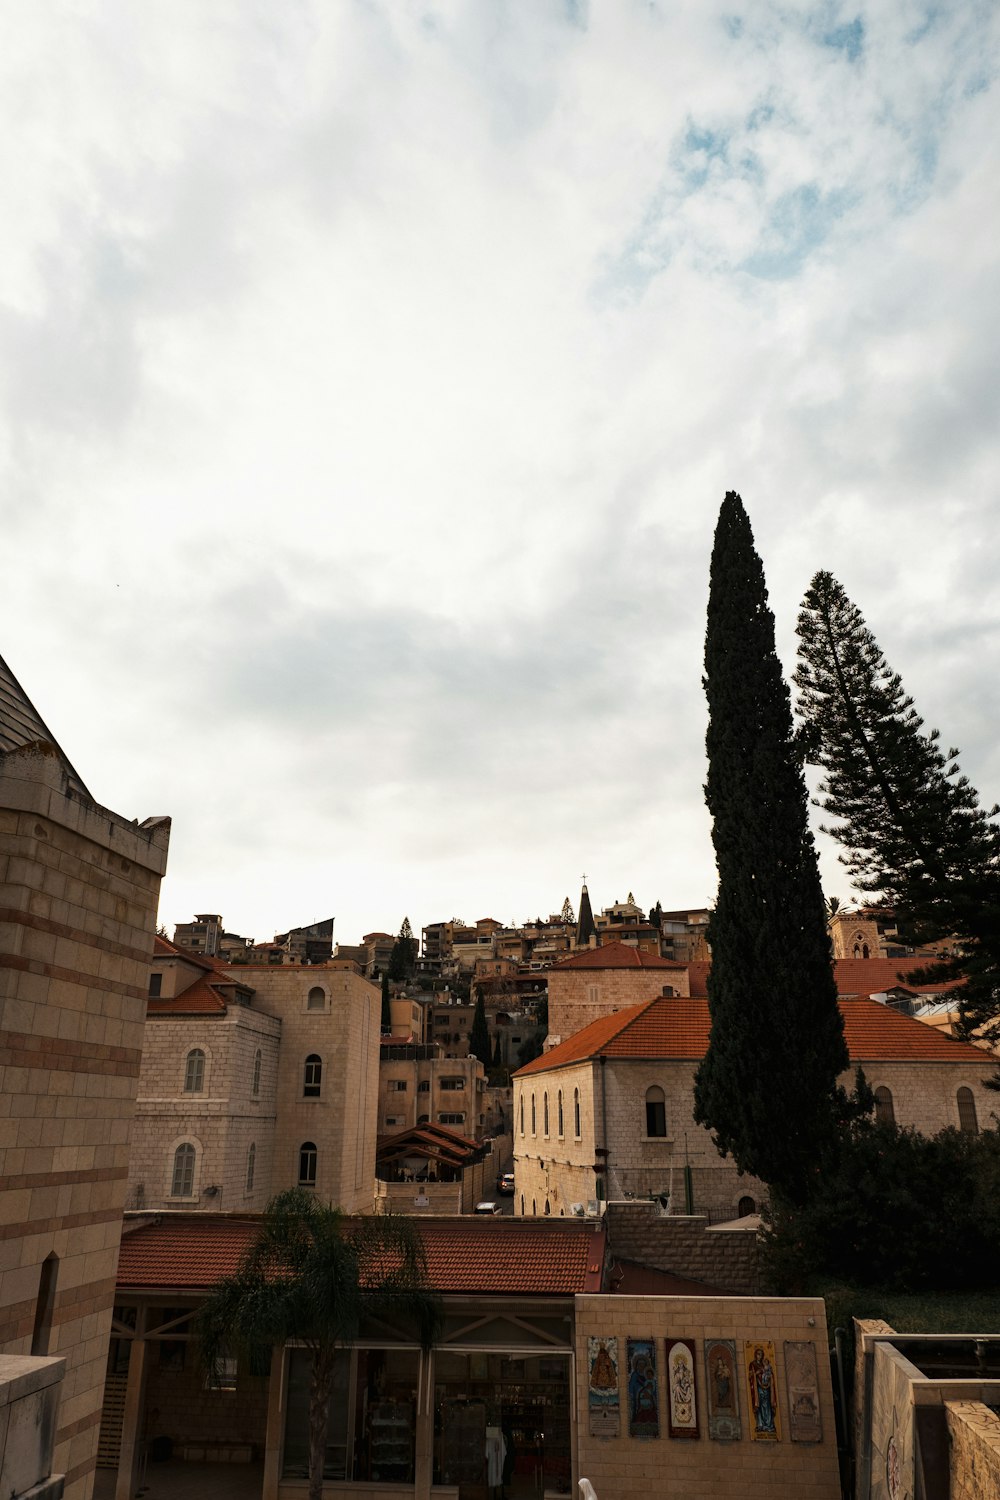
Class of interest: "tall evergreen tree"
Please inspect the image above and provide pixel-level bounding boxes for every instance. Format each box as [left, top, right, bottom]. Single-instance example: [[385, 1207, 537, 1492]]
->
[[388, 917, 417, 982], [469, 994, 491, 1067], [560, 896, 575, 924], [795, 570, 1000, 1042], [693, 494, 852, 1205], [380, 972, 391, 1034]]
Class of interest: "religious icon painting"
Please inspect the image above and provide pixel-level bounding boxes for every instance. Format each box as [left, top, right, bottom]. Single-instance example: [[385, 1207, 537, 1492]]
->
[[743, 1340, 781, 1441], [625, 1338, 660, 1439], [665, 1338, 699, 1438], [588, 1337, 621, 1437], [704, 1339, 741, 1441], [784, 1341, 822, 1443]]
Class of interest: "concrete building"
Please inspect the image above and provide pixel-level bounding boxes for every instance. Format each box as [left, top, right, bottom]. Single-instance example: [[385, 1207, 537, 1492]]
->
[[0, 652, 170, 1499], [513, 991, 997, 1222], [378, 1041, 488, 1138]]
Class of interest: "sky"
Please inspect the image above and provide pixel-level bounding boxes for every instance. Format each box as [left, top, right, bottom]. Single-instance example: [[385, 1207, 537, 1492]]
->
[[2, 1, 998, 949]]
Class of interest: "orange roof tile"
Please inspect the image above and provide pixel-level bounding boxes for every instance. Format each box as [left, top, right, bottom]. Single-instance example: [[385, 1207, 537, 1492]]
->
[[517, 994, 991, 1076], [832, 956, 961, 996], [551, 942, 686, 971], [154, 934, 220, 972], [116, 1215, 605, 1296], [147, 976, 229, 1016]]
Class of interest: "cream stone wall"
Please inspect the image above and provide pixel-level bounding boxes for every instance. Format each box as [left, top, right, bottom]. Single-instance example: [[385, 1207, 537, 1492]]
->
[[946, 1400, 1000, 1500], [379, 1054, 486, 1137], [547, 965, 689, 1047], [129, 1007, 280, 1212], [0, 744, 169, 1499], [574, 1293, 841, 1499], [515, 1052, 995, 1221], [242, 966, 380, 1214]]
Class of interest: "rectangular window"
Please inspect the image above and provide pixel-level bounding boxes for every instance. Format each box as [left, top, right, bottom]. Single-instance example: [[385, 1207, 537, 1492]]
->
[[438, 1112, 465, 1125], [148, 973, 162, 998], [439, 1078, 465, 1091], [388, 1080, 407, 1092]]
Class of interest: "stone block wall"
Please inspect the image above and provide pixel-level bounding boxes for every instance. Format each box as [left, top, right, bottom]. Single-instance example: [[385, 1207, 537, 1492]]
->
[[605, 1202, 760, 1294], [0, 743, 169, 1498], [574, 1292, 841, 1499], [547, 967, 689, 1046], [946, 1400, 1000, 1500]]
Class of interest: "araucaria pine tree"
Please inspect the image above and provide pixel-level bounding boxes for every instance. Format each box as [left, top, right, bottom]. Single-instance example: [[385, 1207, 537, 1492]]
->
[[795, 570, 1000, 1043], [693, 494, 851, 1205]]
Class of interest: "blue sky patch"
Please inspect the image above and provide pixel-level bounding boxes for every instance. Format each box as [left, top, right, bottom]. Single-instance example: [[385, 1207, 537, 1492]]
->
[[741, 182, 854, 279]]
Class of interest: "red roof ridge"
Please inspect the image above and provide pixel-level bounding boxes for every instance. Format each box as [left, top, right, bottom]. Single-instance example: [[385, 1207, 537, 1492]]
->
[[551, 941, 687, 971]]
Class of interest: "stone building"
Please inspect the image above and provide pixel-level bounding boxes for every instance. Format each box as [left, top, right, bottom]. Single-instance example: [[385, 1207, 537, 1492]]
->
[[128, 945, 380, 1216], [546, 940, 690, 1047], [0, 652, 170, 1499], [513, 992, 997, 1222], [378, 1042, 488, 1138]]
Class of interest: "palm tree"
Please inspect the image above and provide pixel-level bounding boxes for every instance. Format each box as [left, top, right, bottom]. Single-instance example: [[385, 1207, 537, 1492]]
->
[[197, 1190, 441, 1500]]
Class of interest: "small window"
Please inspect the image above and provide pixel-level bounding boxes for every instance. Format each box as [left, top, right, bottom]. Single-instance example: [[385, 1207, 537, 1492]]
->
[[388, 1079, 407, 1092], [148, 973, 162, 998], [303, 1054, 322, 1097], [531, 1095, 536, 1135], [298, 1142, 317, 1186], [557, 1090, 564, 1136], [417, 1113, 429, 1124], [171, 1143, 196, 1197], [184, 1049, 205, 1094], [307, 986, 326, 1010], [205, 1355, 238, 1392], [440, 1078, 465, 1091], [519, 1095, 524, 1134], [245, 1143, 256, 1193], [874, 1086, 895, 1125], [520, 1194, 525, 1215], [251, 1049, 262, 1098], [957, 1086, 978, 1134], [544, 1199, 551, 1215], [543, 1093, 550, 1136], [438, 1112, 465, 1125], [418, 1079, 430, 1092], [645, 1085, 667, 1138], [31, 1254, 58, 1356], [574, 1088, 581, 1138]]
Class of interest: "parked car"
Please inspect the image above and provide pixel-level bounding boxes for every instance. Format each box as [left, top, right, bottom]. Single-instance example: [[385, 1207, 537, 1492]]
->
[[474, 1200, 502, 1215], [496, 1171, 515, 1196]]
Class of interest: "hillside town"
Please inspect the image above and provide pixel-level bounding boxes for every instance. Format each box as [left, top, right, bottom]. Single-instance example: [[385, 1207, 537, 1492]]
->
[[3, 640, 999, 1500]]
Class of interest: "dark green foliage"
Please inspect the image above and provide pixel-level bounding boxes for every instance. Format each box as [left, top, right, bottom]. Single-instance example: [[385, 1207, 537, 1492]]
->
[[380, 973, 391, 1033], [795, 571, 1000, 1045], [197, 1191, 440, 1500], [388, 917, 418, 982], [491, 1034, 502, 1068], [469, 994, 491, 1066], [763, 1121, 1000, 1295], [517, 1033, 543, 1068], [560, 896, 575, 924], [693, 494, 852, 1205]]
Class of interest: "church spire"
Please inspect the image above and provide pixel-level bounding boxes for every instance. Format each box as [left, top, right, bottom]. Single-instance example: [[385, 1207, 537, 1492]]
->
[[576, 875, 596, 947]]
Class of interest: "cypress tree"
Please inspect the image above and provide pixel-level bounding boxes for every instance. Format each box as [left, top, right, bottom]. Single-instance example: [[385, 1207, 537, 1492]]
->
[[795, 570, 1000, 1042], [380, 973, 391, 1034], [469, 994, 491, 1067], [693, 494, 851, 1205]]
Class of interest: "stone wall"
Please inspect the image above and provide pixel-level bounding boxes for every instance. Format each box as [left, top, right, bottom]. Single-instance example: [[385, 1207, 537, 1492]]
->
[[0, 743, 169, 1498], [946, 1400, 1000, 1500], [605, 1201, 760, 1294], [575, 1292, 841, 1499], [547, 965, 690, 1046]]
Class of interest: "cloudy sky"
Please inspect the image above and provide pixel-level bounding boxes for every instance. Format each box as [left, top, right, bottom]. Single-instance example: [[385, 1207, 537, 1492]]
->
[[2, 1, 998, 948]]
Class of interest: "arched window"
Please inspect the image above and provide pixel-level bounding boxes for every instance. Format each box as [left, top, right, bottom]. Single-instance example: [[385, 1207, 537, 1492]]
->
[[874, 1086, 895, 1125], [520, 1194, 525, 1216], [251, 1048, 262, 1097], [31, 1254, 58, 1356], [574, 1088, 581, 1138], [519, 1095, 524, 1135], [543, 1092, 550, 1136], [557, 1090, 564, 1136], [307, 986, 325, 1011], [645, 1085, 667, 1137], [245, 1142, 256, 1193], [303, 1054, 322, 1097], [957, 1086, 978, 1134], [171, 1143, 196, 1197], [737, 1196, 756, 1218], [532, 1198, 537, 1216], [531, 1094, 536, 1135], [298, 1142, 318, 1186], [544, 1199, 551, 1216], [184, 1049, 205, 1093]]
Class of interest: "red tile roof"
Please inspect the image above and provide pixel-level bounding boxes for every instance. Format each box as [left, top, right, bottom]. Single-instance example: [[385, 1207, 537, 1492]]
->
[[832, 957, 961, 996], [153, 934, 220, 972], [147, 976, 229, 1016], [551, 942, 687, 971], [516, 994, 991, 1076], [116, 1215, 605, 1297]]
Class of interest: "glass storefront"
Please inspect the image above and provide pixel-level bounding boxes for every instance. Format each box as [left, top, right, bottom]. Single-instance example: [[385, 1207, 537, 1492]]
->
[[434, 1351, 572, 1497], [283, 1346, 572, 1495]]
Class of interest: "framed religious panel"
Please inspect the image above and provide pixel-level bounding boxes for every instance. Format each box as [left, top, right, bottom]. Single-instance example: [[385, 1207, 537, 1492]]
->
[[743, 1341, 781, 1442], [626, 1338, 660, 1439], [665, 1338, 699, 1439], [704, 1339, 741, 1441], [784, 1341, 822, 1443], [588, 1337, 621, 1437]]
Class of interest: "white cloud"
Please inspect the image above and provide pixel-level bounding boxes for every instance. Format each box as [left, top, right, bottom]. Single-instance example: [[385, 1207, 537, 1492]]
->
[[1, 0, 998, 942]]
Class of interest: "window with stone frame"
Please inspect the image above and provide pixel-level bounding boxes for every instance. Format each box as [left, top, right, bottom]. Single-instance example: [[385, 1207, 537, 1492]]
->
[[298, 1141, 318, 1186], [171, 1143, 196, 1197], [303, 1054, 322, 1097], [183, 1049, 205, 1094], [645, 1085, 667, 1137]]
